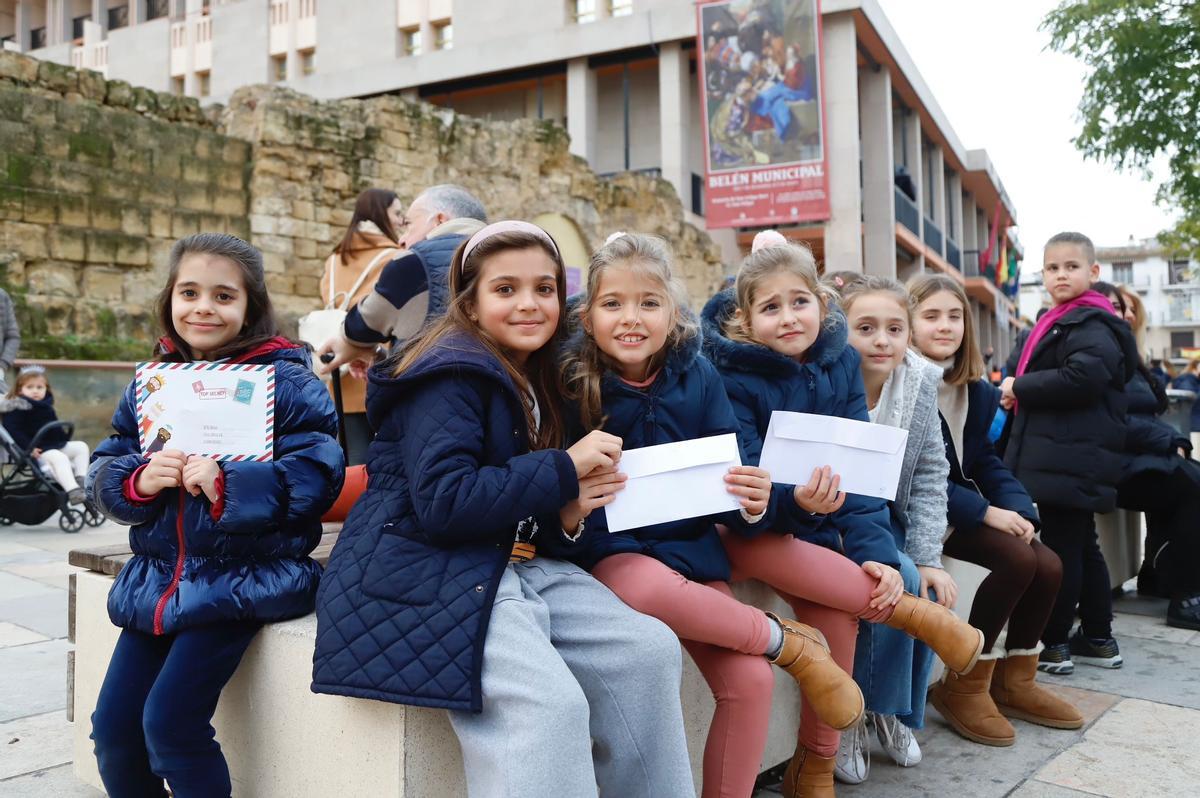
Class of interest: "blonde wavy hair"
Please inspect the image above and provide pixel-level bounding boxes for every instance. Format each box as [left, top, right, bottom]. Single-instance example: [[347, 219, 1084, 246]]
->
[[724, 241, 837, 345], [562, 233, 697, 430]]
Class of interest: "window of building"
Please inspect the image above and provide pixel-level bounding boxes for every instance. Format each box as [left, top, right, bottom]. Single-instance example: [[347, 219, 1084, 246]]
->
[[401, 27, 421, 56], [1171, 331, 1195, 352], [30, 27, 47, 49], [1112, 261, 1133, 284], [198, 71, 210, 97], [108, 5, 130, 30], [301, 50, 315, 76], [72, 15, 90, 41], [573, 0, 597, 23], [609, 0, 633, 16], [172, 76, 185, 96], [1169, 259, 1194, 285], [272, 55, 287, 82], [433, 21, 452, 50], [147, 0, 170, 21]]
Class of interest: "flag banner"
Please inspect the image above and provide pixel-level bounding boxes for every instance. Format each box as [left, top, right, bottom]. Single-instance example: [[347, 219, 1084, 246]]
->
[[697, 0, 829, 228]]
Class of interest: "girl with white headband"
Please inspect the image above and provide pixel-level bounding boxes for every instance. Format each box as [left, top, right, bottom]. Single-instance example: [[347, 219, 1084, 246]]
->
[[312, 221, 695, 798]]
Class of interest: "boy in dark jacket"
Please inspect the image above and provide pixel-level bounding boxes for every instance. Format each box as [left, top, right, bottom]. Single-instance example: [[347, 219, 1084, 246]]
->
[[1000, 232, 1138, 674]]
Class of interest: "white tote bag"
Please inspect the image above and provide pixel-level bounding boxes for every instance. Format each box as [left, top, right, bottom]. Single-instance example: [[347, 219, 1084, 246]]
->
[[298, 247, 399, 377]]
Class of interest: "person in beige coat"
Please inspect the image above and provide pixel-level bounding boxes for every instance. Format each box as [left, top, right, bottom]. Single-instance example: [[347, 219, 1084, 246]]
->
[[319, 188, 404, 464]]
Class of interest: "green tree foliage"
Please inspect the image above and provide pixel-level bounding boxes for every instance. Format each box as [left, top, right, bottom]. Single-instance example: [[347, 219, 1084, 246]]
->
[[1042, 0, 1200, 256]]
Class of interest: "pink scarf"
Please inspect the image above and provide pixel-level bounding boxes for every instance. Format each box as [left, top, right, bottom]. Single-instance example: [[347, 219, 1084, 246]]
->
[[1013, 290, 1117, 412]]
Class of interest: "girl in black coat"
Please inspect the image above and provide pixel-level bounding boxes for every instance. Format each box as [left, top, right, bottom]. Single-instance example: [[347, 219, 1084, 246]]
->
[[999, 233, 1138, 672], [1095, 283, 1200, 631]]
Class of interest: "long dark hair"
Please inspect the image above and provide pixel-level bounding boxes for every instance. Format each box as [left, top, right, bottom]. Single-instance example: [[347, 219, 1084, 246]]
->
[[1094, 280, 1166, 410], [155, 233, 286, 362], [392, 228, 567, 449], [336, 188, 400, 263]]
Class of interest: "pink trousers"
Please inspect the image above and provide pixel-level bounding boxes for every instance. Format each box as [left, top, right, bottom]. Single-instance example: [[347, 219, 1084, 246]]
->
[[592, 533, 891, 798]]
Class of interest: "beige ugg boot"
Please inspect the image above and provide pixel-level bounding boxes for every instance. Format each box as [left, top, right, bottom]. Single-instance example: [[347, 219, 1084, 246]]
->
[[781, 744, 836, 798], [883, 592, 985, 674], [991, 644, 1084, 729], [928, 646, 1015, 746], [767, 613, 865, 731]]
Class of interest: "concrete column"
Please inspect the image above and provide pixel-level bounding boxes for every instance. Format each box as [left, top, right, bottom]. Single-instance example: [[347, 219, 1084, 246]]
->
[[858, 64, 893, 277], [50, 0, 72, 45], [658, 41, 691, 213], [931, 147, 946, 256], [948, 171, 963, 250], [902, 109, 924, 270], [14, 1, 32, 51], [285, 0, 300, 84], [567, 57, 597, 165], [92, 0, 108, 35], [822, 13, 863, 272], [129, 0, 146, 26]]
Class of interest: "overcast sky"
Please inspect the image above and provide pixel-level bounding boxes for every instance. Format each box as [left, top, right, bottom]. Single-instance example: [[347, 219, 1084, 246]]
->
[[875, 0, 1177, 262]]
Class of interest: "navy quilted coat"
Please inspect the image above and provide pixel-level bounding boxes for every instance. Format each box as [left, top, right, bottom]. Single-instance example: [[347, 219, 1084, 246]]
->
[[88, 340, 344, 636], [701, 289, 900, 568], [560, 325, 771, 583], [311, 335, 580, 712], [942, 379, 1039, 534]]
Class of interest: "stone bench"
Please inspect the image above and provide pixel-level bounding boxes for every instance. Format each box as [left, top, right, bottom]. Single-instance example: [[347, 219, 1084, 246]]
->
[[68, 529, 804, 796]]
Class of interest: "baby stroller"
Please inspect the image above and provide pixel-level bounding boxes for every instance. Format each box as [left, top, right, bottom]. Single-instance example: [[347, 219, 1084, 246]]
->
[[0, 421, 105, 533]]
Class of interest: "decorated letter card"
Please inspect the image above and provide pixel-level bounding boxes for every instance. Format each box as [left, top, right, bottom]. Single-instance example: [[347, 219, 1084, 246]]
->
[[136, 362, 275, 461]]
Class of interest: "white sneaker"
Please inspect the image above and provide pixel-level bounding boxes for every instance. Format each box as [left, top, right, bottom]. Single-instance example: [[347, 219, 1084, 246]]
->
[[873, 712, 922, 767], [833, 714, 870, 784]]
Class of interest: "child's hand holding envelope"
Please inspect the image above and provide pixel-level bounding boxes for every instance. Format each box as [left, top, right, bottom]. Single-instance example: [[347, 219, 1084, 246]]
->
[[759, 411, 909, 501]]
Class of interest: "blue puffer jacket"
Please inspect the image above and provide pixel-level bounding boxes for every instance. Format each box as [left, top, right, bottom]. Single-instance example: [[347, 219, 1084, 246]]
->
[[88, 339, 344, 636], [942, 379, 1039, 534], [701, 289, 900, 568], [312, 334, 580, 712], [561, 325, 771, 582]]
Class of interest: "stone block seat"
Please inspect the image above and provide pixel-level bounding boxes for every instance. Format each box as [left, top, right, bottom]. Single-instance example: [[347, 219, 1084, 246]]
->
[[68, 525, 805, 797]]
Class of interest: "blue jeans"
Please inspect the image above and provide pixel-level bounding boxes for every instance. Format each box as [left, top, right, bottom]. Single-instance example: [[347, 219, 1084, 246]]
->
[[91, 621, 260, 798], [852, 551, 935, 729]]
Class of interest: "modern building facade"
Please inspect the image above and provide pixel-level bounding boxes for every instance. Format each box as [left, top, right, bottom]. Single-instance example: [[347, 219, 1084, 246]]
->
[[2, 0, 1025, 357]]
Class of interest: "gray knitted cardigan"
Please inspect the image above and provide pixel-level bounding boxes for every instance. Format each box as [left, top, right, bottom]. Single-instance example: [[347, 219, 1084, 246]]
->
[[870, 349, 950, 568]]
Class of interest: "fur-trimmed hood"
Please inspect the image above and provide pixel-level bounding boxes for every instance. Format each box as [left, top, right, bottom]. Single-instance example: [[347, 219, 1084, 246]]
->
[[701, 288, 848, 375]]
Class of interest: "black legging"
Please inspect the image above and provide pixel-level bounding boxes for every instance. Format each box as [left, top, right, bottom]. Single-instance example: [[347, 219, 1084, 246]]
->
[[1120, 463, 1200, 595], [941, 525, 1062, 651], [1038, 505, 1113, 644]]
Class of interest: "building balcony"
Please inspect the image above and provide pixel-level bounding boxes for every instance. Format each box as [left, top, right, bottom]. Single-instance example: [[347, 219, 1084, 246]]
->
[[963, 249, 980, 277], [297, 0, 317, 51], [71, 46, 85, 69], [94, 41, 108, 77], [194, 16, 213, 72], [269, 0, 288, 56], [1163, 280, 1200, 292], [894, 186, 919, 237], [946, 239, 961, 270], [922, 215, 943, 255], [170, 21, 187, 76]]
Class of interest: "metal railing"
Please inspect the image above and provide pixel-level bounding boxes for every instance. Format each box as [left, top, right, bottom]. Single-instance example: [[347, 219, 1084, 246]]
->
[[946, 239, 961, 270], [894, 186, 919, 236], [922, 216, 943, 255]]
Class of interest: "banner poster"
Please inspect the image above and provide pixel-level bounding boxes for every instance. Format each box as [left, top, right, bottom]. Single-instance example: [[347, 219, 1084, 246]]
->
[[696, 0, 830, 228]]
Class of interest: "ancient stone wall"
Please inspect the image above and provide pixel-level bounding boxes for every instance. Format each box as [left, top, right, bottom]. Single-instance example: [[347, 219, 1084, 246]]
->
[[0, 50, 723, 359]]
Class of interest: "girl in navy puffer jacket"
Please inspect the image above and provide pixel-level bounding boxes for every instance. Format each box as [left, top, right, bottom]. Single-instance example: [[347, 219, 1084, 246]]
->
[[312, 222, 694, 798], [88, 233, 344, 798], [701, 235, 983, 796], [562, 233, 899, 798]]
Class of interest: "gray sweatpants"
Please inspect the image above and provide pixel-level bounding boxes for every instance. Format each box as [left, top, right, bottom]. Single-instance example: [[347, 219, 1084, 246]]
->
[[450, 557, 695, 798]]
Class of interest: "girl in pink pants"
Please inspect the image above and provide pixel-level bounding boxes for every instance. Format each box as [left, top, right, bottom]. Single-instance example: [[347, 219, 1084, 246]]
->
[[561, 233, 983, 798]]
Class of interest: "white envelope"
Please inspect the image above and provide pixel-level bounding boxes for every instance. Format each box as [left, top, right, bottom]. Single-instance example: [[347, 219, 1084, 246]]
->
[[758, 411, 908, 501], [604, 433, 743, 533]]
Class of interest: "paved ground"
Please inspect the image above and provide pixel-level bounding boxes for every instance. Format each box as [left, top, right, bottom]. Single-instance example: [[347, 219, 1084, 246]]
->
[[3, 516, 1198, 797]]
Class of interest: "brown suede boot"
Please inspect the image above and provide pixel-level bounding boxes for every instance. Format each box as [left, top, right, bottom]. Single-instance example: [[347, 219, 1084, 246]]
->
[[928, 650, 1015, 746], [883, 592, 984, 674], [990, 646, 1084, 729], [781, 744, 836, 798], [767, 613, 864, 731]]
